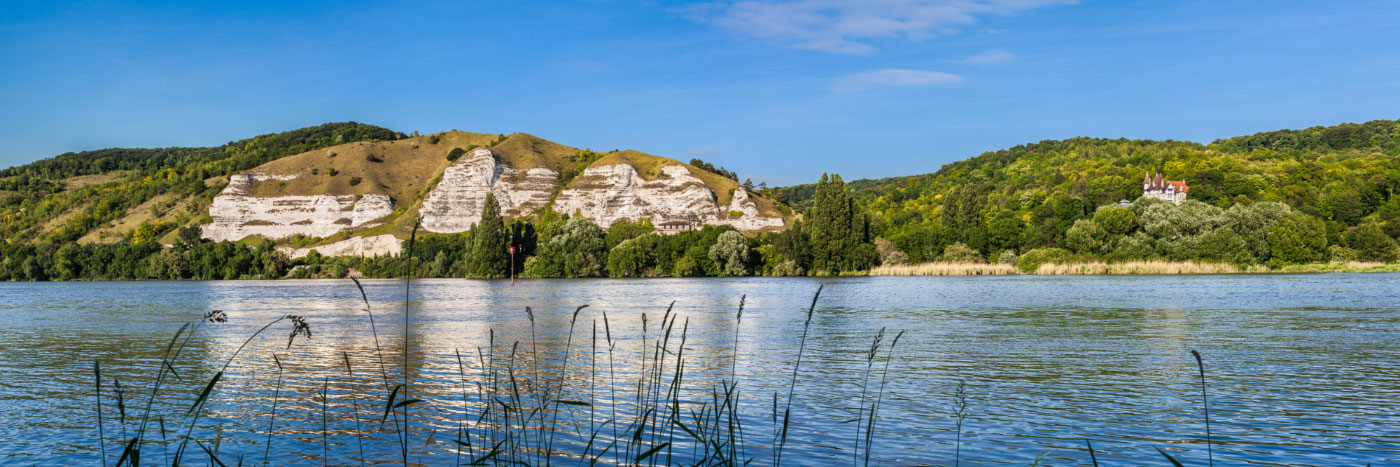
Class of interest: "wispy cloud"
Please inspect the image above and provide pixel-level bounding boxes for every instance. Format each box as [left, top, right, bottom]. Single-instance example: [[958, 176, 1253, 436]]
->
[[833, 69, 963, 91], [960, 49, 1014, 64], [688, 0, 1073, 54]]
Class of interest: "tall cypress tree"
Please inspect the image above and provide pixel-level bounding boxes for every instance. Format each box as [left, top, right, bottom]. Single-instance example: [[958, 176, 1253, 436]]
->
[[469, 193, 510, 278], [806, 173, 873, 272]]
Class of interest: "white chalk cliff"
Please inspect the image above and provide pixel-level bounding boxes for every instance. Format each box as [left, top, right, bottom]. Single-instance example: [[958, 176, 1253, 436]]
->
[[419, 148, 559, 233], [552, 164, 783, 230], [201, 173, 394, 242]]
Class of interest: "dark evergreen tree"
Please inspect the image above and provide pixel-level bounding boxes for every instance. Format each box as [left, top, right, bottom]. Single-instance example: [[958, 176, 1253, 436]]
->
[[468, 193, 510, 278]]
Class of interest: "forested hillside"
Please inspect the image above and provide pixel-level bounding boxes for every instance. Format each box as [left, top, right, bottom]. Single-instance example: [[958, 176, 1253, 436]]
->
[[779, 119, 1400, 266], [0, 122, 404, 244]]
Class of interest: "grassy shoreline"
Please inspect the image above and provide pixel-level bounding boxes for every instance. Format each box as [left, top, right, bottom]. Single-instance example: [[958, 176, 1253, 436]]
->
[[869, 260, 1400, 276]]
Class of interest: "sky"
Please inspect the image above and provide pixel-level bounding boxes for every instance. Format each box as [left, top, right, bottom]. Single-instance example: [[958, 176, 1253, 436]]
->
[[2, 0, 1398, 185]]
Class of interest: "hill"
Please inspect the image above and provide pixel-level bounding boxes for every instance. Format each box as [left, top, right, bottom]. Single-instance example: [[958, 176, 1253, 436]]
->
[[776, 119, 1400, 264]]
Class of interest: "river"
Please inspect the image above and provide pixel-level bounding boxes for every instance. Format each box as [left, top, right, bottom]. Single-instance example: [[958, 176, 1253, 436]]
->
[[0, 275, 1396, 466]]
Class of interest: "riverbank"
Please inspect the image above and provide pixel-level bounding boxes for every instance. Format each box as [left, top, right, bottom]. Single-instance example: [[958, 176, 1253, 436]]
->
[[869, 260, 1399, 276]]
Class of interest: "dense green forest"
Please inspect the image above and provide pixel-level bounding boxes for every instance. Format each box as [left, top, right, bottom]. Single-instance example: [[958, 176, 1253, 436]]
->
[[3, 119, 1399, 281], [779, 118, 1400, 269]]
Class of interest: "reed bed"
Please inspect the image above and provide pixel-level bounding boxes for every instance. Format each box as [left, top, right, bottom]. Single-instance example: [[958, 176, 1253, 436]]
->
[[870, 262, 1019, 276], [1275, 261, 1400, 273], [1035, 260, 1266, 275]]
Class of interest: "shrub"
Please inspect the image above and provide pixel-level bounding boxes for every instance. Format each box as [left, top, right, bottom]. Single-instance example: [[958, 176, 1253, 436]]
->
[[939, 242, 983, 263], [997, 250, 1018, 264], [349, 177, 362, 186], [428, 134, 441, 145], [366, 154, 383, 163], [707, 230, 750, 276], [446, 147, 466, 162], [1017, 247, 1071, 273], [328, 168, 339, 176], [1327, 245, 1358, 262], [875, 238, 909, 266], [1347, 222, 1399, 262], [311, 168, 319, 175]]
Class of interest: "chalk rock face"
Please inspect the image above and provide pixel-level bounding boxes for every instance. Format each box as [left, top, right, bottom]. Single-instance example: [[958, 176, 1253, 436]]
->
[[277, 234, 402, 259], [552, 164, 784, 230], [717, 186, 785, 230], [201, 173, 394, 242], [419, 148, 559, 233]]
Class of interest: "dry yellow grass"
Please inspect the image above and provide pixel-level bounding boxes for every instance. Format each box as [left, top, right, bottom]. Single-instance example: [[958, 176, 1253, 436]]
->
[[249, 131, 497, 199], [1276, 261, 1400, 273], [61, 170, 136, 189], [1035, 260, 1267, 275], [870, 262, 1019, 276]]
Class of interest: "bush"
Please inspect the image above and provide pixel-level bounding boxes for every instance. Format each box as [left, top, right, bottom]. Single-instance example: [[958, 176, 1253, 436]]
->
[[1327, 245, 1358, 262], [1347, 222, 1399, 262], [875, 238, 909, 266], [939, 242, 983, 263], [328, 168, 339, 176], [996, 250, 1018, 264], [366, 154, 383, 163], [428, 134, 441, 145], [707, 231, 750, 276], [349, 177, 362, 186], [1017, 247, 1071, 273], [446, 147, 466, 162]]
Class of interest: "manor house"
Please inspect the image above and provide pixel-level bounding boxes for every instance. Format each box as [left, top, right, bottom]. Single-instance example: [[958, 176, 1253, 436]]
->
[[1143, 172, 1188, 205]]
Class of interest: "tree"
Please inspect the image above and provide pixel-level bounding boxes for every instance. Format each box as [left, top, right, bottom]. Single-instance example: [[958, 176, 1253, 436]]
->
[[1064, 219, 1109, 255], [607, 235, 656, 277], [1346, 222, 1399, 262], [1267, 212, 1328, 266], [468, 193, 510, 278], [527, 217, 607, 278], [1092, 206, 1138, 236], [707, 231, 750, 276], [939, 242, 983, 263], [806, 173, 874, 272]]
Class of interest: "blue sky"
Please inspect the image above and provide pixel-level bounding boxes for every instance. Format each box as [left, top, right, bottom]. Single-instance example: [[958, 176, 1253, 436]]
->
[[2, 0, 1398, 184]]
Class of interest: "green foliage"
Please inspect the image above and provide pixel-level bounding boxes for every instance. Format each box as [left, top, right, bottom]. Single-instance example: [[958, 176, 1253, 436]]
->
[[348, 177, 362, 186], [777, 119, 1400, 268], [1267, 212, 1328, 266], [606, 235, 656, 277], [707, 231, 750, 276], [527, 217, 606, 278], [445, 147, 466, 162], [1065, 219, 1109, 255], [939, 242, 984, 263], [467, 193, 510, 278], [805, 173, 876, 273], [688, 158, 738, 181], [1347, 222, 1399, 262], [604, 218, 653, 250], [1092, 206, 1138, 236], [1016, 247, 1071, 273]]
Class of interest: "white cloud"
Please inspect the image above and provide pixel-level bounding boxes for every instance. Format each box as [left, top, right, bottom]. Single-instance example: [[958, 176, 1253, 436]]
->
[[961, 49, 1014, 64], [833, 69, 963, 91], [691, 0, 1073, 54]]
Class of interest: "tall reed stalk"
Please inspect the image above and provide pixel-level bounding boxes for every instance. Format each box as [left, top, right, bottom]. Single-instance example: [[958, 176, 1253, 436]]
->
[[775, 285, 822, 466], [94, 360, 107, 467], [1192, 349, 1214, 466], [262, 353, 284, 466]]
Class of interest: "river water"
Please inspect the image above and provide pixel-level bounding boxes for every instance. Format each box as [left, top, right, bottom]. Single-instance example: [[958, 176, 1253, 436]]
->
[[0, 275, 1397, 466]]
